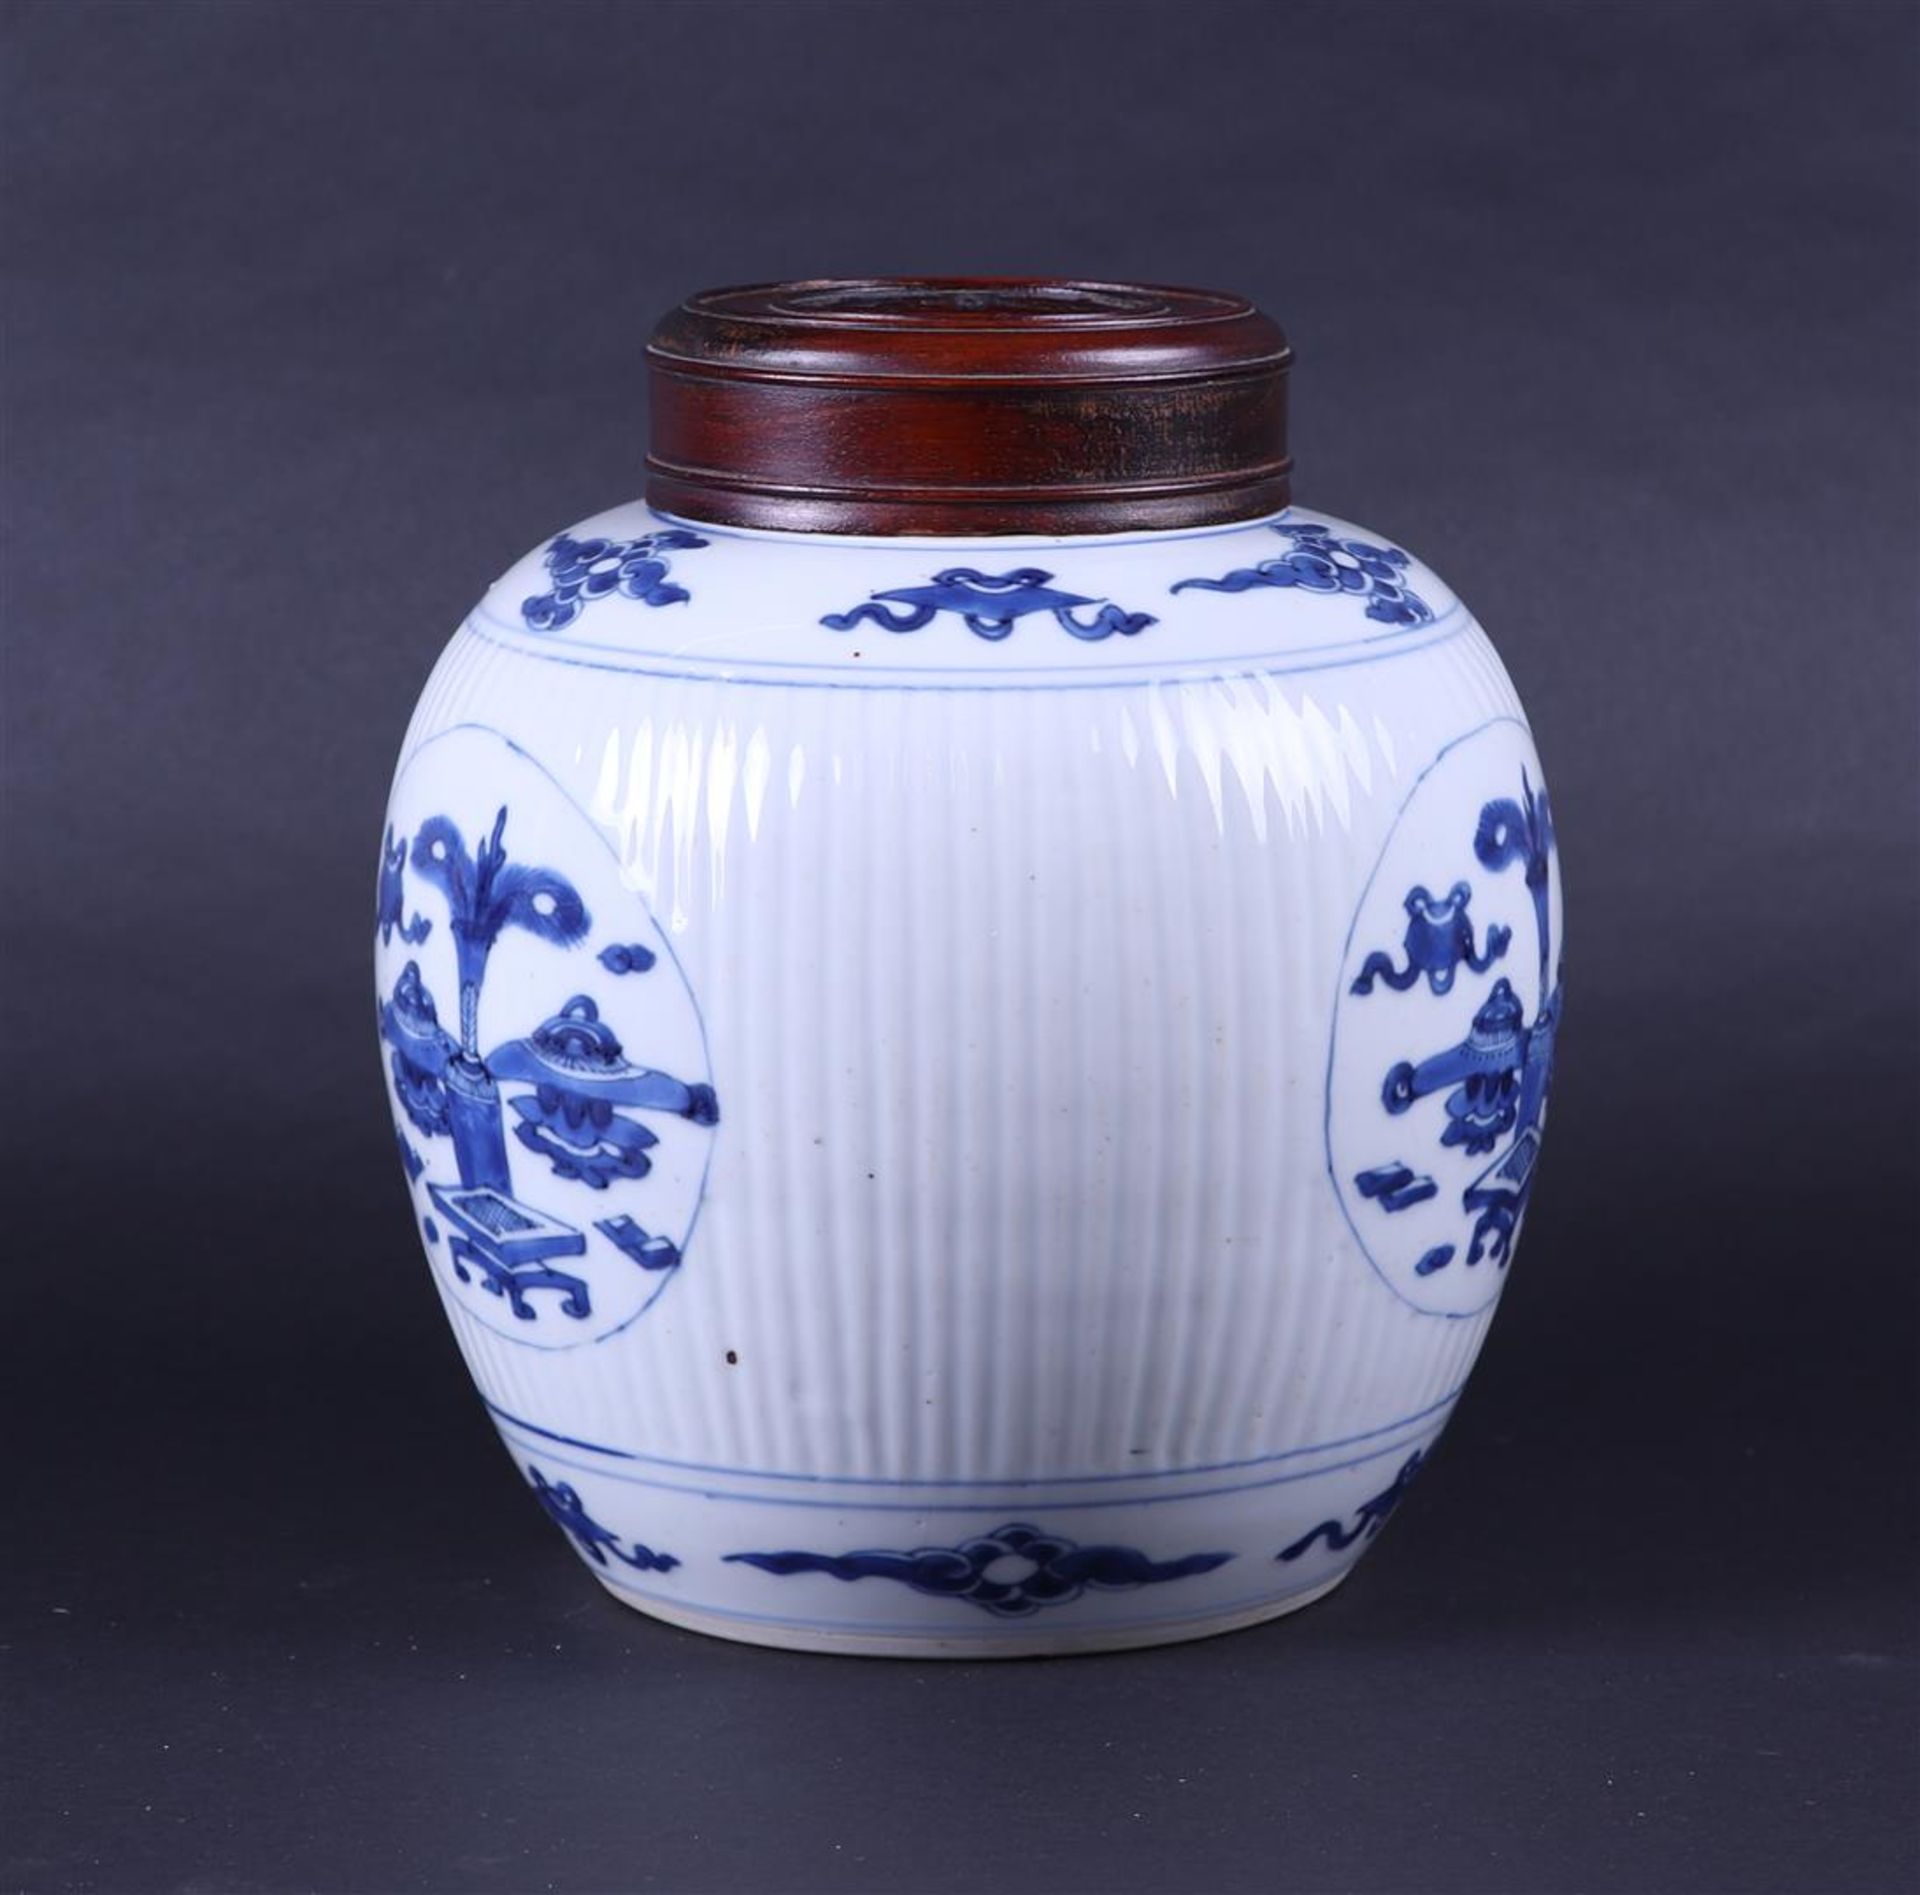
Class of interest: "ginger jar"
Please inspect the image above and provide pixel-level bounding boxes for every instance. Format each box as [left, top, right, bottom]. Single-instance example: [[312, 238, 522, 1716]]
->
[[374, 279, 1564, 1655]]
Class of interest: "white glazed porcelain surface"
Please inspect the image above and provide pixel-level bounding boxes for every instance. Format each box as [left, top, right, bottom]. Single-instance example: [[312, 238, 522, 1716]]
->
[[375, 504, 1561, 1654]]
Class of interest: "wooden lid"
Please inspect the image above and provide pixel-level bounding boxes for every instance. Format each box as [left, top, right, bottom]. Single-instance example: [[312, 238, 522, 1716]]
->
[[645, 278, 1291, 535]]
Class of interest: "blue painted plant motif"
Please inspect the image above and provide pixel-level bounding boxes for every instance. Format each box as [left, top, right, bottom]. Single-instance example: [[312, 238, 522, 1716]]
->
[[1348, 767, 1561, 1278], [522, 528, 710, 630], [822, 568, 1156, 643], [725, 1523, 1231, 1619], [378, 803, 720, 1324], [377, 825, 432, 947], [1279, 1451, 1427, 1561], [1172, 521, 1434, 626], [405, 807, 590, 1192], [527, 1465, 679, 1573]]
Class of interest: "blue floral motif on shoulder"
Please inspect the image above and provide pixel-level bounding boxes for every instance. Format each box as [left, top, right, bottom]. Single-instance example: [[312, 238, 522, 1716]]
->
[[1172, 520, 1433, 626], [725, 1523, 1230, 1618], [522, 528, 710, 630], [527, 1465, 679, 1573], [822, 568, 1156, 643]]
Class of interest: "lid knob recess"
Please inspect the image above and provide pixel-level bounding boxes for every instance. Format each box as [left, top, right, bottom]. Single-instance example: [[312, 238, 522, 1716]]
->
[[645, 278, 1291, 536]]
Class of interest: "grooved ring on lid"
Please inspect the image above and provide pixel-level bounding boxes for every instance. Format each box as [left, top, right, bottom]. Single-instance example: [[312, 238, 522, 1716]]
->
[[645, 277, 1293, 535]]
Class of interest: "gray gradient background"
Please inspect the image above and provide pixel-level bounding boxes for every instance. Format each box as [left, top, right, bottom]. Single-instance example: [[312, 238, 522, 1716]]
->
[[4, 2, 1916, 1891]]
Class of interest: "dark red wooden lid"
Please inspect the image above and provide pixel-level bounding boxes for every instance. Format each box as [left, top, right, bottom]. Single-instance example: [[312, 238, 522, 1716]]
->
[[645, 278, 1291, 535]]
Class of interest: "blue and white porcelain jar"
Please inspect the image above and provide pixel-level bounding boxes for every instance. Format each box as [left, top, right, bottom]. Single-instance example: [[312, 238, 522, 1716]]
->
[[374, 280, 1563, 1655]]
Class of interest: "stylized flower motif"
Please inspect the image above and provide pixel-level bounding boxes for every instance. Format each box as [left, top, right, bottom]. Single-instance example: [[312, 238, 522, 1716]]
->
[[1172, 520, 1434, 626], [522, 528, 710, 629], [726, 1522, 1231, 1618]]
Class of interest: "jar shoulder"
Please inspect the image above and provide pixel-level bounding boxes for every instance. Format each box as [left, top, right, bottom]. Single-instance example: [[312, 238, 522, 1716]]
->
[[458, 498, 1482, 690]]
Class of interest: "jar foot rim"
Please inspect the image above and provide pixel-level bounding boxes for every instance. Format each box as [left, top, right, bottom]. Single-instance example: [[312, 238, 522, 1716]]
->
[[582, 1566, 1354, 1660]]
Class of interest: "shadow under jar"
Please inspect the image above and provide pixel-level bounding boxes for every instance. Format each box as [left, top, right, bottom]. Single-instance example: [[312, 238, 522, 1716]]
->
[[374, 278, 1563, 1656]]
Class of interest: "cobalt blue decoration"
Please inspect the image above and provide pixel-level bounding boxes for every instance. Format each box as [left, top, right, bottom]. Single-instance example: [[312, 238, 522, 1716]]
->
[[1384, 976, 1526, 1155], [597, 942, 657, 975], [395, 1127, 426, 1183], [492, 995, 720, 1190], [1354, 1162, 1438, 1213], [822, 568, 1156, 642], [522, 529, 711, 630], [527, 1466, 679, 1572], [1172, 521, 1434, 626], [725, 1523, 1231, 1618], [1349, 768, 1561, 1279], [407, 807, 590, 1190], [379, 794, 721, 1326], [381, 960, 458, 1140], [596, 1216, 682, 1271], [1279, 1451, 1427, 1561], [376, 825, 432, 947], [430, 1181, 590, 1320], [1351, 882, 1510, 996]]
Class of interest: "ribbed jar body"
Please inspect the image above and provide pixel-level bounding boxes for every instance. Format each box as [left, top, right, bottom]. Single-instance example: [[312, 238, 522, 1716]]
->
[[374, 503, 1562, 1655]]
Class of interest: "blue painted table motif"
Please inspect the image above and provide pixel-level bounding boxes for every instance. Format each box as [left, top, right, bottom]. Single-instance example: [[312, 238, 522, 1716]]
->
[[428, 1181, 589, 1321]]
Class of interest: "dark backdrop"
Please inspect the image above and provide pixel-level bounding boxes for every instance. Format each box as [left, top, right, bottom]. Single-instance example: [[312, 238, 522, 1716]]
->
[[5, 3, 1915, 1892]]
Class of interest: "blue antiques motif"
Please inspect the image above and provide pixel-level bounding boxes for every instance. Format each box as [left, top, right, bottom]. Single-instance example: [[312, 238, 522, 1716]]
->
[[395, 1128, 426, 1183], [1349, 769, 1561, 1278], [822, 568, 1156, 642], [494, 995, 719, 1190], [725, 1523, 1231, 1618], [377, 826, 432, 947], [1172, 521, 1434, 626], [597, 942, 657, 975], [1354, 1161, 1437, 1212], [522, 528, 710, 630], [527, 1466, 679, 1572], [1351, 883, 1509, 996], [382, 960, 459, 1140], [1386, 977, 1528, 1155], [431, 1179, 589, 1320], [595, 1216, 681, 1271], [377, 803, 720, 1323], [1279, 1451, 1427, 1561]]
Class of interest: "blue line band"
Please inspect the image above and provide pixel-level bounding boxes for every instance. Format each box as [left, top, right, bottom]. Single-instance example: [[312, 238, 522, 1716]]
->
[[480, 1386, 1463, 1488]]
